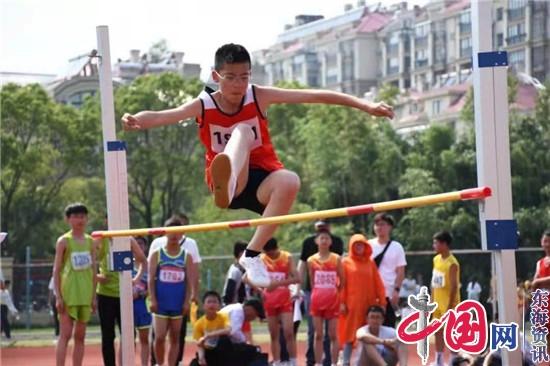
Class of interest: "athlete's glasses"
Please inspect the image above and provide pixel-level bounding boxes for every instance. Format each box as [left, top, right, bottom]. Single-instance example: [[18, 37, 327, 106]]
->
[[214, 71, 251, 84]]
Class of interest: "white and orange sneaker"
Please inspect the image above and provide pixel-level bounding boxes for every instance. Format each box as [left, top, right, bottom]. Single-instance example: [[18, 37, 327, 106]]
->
[[239, 255, 271, 288]]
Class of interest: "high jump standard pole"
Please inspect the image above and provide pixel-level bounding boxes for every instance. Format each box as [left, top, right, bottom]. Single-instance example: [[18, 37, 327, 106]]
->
[[96, 25, 135, 366]]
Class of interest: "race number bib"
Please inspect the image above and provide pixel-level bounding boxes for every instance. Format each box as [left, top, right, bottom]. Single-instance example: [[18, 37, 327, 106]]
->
[[70, 251, 92, 271], [431, 269, 445, 289], [209, 117, 262, 153], [159, 268, 185, 283], [269, 271, 286, 282], [314, 270, 337, 289]]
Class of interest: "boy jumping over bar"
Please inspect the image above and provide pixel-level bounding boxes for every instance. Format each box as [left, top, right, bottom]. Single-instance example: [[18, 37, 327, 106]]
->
[[122, 43, 394, 287]]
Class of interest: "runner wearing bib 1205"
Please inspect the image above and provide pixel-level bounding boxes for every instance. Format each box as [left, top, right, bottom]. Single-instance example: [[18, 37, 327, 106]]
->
[[308, 252, 341, 319], [261, 250, 293, 317], [154, 247, 187, 319], [60, 231, 94, 323]]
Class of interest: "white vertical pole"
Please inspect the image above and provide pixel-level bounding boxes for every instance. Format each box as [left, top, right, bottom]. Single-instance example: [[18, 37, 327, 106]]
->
[[471, 2, 521, 365], [96, 25, 135, 366]]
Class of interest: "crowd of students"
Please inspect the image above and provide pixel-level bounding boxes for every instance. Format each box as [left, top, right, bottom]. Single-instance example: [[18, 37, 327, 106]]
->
[[50, 202, 405, 366], [48, 200, 550, 366]]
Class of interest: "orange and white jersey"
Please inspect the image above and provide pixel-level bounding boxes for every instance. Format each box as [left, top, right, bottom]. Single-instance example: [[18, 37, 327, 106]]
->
[[196, 85, 284, 187], [308, 253, 340, 290], [308, 252, 340, 316], [261, 250, 292, 305]]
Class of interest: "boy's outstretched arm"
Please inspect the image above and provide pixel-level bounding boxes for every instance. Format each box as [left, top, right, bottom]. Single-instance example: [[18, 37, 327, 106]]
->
[[255, 85, 394, 119], [121, 98, 202, 130]]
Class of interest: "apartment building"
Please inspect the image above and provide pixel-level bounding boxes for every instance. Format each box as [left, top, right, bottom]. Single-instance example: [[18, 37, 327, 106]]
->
[[389, 0, 548, 134], [261, 0, 549, 93], [396, 0, 549, 93], [44, 48, 201, 109], [261, 2, 393, 96]]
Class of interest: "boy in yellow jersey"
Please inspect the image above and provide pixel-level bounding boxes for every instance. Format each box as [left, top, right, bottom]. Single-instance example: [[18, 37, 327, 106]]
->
[[193, 291, 232, 366], [430, 231, 460, 366], [53, 203, 97, 366]]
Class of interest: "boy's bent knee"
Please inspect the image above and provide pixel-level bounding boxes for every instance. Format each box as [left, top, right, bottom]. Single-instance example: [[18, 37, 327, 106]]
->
[[274, 171, 300, 193]]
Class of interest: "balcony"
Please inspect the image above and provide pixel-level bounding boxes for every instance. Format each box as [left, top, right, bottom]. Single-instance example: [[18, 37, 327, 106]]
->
[[459, 22, 471, 35], [415, 59, 429, 68], [506, 33, 527, 45], [507, 8, 525, 21]]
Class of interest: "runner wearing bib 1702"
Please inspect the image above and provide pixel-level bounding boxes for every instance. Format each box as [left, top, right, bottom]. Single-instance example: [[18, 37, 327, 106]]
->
[[154, 246, 188, 318], [148, 217, 194, 366]]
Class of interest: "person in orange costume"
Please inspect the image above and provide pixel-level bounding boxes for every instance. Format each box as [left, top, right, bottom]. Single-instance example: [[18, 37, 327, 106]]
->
[[338, 234, 386, 366]]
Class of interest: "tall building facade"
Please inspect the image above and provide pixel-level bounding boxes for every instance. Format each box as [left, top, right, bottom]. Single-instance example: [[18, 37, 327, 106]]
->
[[261, 3, 393, 97], [254, 0, 548, 134]]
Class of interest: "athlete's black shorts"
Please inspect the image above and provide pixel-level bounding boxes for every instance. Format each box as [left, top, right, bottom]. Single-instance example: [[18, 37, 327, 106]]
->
[[228, 169, 271, 215]]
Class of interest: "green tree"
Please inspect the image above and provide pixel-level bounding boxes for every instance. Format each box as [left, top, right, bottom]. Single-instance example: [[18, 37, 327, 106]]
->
[[114, 73, 205, 228], [1, 83, 100, 260]]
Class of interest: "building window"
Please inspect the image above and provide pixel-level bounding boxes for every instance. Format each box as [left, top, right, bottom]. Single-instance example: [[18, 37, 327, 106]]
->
[[460, 38, 472, 58], [459, 11, 471, 34], [341, 40, 355, 82], [326, 53, 337, 68], [415, 49, 428, 67], [532, 47, 545, 70], [496, 7, 503, 21], [507, 0, 526, 20], [432, 100, 441, 115], [532, 17, 545, 39], [292, 62, 302, 77], [507, 23, 526, 44], [497, 33, 504, 47], [325, 74, 338, 85], [415, 23, 429, 37], [508, 49, 525, 71], [460, 11, 470, 24], [508, 0, 525, 9]]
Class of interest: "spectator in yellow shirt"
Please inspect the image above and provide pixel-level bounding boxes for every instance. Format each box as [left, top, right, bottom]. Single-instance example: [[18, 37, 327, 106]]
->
[[193, 291, 232, 365]]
